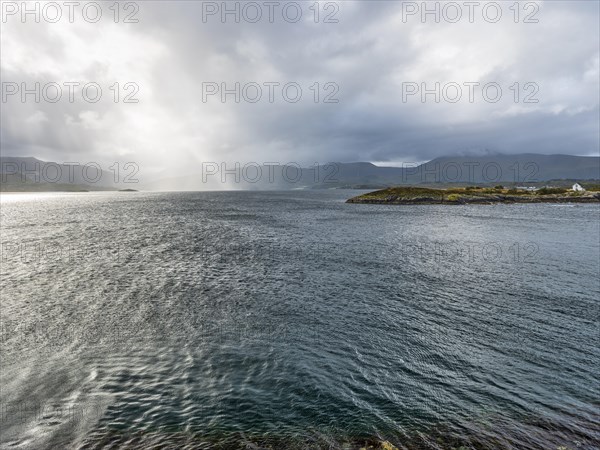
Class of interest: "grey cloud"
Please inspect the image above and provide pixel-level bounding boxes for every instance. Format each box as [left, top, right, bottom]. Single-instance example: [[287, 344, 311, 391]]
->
[[1, 0, 598, 183]]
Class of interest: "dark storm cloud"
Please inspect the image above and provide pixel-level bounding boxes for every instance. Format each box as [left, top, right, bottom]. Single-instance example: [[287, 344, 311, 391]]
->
[[1, 1, 598, 181]]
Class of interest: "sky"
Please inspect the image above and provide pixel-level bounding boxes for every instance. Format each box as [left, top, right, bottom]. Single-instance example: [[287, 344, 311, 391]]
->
[[1, 0, 599, 181]]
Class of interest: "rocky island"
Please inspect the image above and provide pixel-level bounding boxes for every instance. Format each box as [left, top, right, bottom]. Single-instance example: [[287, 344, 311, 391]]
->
[[346, 186, 600, 205]]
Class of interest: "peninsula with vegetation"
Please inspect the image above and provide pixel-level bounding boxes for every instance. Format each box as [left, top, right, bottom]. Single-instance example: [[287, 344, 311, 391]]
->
[[347, 184, 600, 205]]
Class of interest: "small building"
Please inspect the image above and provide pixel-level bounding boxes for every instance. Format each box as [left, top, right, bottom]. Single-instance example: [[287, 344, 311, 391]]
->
[[572, 183, 585, 192]]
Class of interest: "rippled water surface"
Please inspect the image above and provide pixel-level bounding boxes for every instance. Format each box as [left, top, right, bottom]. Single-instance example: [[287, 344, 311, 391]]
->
[[1, 191, 599, 449]]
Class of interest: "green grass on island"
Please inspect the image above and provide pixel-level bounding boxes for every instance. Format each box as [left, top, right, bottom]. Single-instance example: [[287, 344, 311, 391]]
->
[[347, 185, 600, 205]]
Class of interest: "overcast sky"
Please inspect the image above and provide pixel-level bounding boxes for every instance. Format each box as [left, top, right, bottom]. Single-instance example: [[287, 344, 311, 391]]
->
[[1, 1, 599, 179]]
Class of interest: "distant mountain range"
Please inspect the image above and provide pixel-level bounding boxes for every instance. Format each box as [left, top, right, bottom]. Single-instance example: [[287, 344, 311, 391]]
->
[[2, 154, 599, 192], [0, 157, 125, 192], [146, 154, 600, 190]]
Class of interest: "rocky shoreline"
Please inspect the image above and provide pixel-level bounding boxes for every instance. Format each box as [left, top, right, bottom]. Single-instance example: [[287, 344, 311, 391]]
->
[[346, 187, 600, 205]]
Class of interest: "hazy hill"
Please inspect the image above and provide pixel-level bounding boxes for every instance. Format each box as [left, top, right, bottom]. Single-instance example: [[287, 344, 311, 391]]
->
[[145, 154, 600, 190], [2, 154, 598, 191], [419, 154, 600, 184], [0, 157, 123, 191]]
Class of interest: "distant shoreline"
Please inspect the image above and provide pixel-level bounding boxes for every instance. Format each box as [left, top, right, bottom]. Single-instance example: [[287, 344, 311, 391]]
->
[[0, 188, 139, 193], [347, 186, 600, 205]]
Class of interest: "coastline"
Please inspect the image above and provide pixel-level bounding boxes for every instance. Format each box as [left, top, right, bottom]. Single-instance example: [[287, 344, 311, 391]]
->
[[346, 187, 600, 205]]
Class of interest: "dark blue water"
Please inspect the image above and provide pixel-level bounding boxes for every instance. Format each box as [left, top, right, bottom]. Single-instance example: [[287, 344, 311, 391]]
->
[[1, 191, 599, 449]]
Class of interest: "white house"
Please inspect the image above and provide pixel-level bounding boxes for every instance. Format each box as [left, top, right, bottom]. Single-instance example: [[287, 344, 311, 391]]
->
[[572, 183, 585, 192]]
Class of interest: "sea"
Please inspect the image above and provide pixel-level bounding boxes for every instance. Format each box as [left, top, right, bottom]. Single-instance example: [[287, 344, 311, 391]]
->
[[1, 190, 598, 449]]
